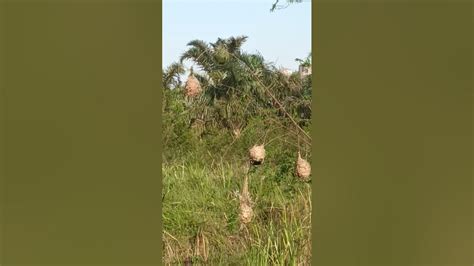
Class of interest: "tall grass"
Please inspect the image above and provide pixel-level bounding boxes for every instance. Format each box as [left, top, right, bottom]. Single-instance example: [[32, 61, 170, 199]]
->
[[163, 156, 311, 265]]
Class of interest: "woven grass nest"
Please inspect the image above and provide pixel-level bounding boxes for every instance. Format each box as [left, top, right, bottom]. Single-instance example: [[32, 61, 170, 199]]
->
[[239, 201, 253, 225], [185, 74, 202, 97], [249, 144, 265, 164], [214, 45, 230, 64], [296, 151, 311, 181], [239, 175, 253, 225]]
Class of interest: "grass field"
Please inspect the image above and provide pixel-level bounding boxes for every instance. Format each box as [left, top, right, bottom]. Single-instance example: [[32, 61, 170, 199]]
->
[[162, 153, 311, 265]]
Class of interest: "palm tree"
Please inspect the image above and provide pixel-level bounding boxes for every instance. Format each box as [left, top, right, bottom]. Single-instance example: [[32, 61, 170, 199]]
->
[[163, 62, 185, 90], [169, 36, 311, 141], [295, 52, 312, 81], [177, 37, 277, 134], [295, 52, 311, 68]]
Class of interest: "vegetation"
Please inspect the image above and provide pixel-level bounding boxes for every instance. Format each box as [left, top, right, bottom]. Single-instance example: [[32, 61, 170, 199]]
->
[[163, 36, 312, 265]]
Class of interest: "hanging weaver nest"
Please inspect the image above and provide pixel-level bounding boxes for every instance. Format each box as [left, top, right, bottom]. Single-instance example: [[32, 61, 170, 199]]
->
[[214, 44, 230, 64], [239, 175, 253, 225], [296, 151, 311, 181], [249, 144, 265, 165], [185, 74, 202, 97], [240, 203, 253, 225]]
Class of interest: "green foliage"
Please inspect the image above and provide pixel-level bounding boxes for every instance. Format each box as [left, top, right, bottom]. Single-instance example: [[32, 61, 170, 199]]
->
[[295, 52, 312, 67], [162, 36, 312, 264], [162, 160, 311, 265], [163, 62, 185, 90], [164, 36, 311, 149]]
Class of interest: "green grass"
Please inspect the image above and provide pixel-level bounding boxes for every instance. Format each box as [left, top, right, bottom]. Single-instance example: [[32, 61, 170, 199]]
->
[[162, 157, 311, 265]]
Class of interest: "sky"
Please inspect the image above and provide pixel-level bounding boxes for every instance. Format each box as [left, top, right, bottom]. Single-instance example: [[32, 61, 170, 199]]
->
[[163, 0, 311, 73]]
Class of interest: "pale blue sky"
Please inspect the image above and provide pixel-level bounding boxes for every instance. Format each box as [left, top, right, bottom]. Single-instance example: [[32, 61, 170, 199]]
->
[[163, 0, 311, 72]]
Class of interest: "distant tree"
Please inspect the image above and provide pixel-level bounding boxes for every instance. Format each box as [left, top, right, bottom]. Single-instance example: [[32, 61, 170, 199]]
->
[[164, 36, 312, 142], [295, 52, 311, 68]]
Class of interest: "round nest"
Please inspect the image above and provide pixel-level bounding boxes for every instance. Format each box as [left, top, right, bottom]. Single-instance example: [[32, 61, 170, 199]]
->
[[249, 144, 265, 164], [185, 75, 202, 97], [296, 152, 311, 181]]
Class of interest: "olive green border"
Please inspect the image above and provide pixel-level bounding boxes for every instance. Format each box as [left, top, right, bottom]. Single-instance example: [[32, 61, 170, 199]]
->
[[157, 1, 163, 264], [0, 1, 6, 263], [1, 1, 162, 264], [312, 1, 472, 265]]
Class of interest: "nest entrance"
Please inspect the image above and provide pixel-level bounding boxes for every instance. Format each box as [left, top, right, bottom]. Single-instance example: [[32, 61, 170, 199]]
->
[[249, 144, 265, 164]]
